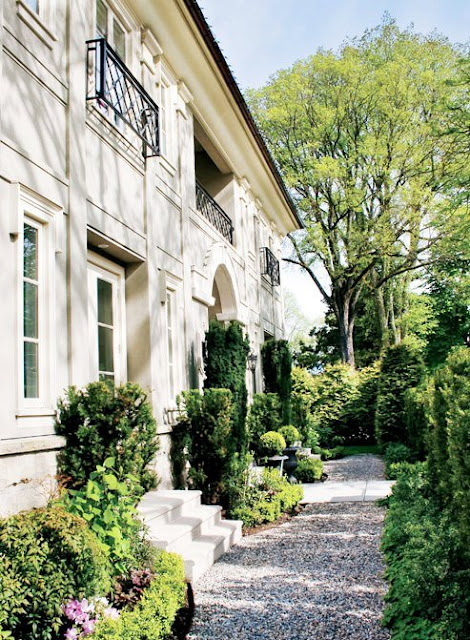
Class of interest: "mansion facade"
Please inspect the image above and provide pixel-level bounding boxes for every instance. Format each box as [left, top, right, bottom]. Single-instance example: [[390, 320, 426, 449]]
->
[[0, 0, 301, 515]]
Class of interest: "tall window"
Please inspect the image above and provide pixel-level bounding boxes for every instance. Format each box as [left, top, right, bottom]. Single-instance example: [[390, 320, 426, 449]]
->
[[166, 291, 175, 400], [22, 222, 41, 399], [88, 255, 126, 385], [96, 0, 126, 60], [24, 0, 39, 13], [160, 81, 169, 157]]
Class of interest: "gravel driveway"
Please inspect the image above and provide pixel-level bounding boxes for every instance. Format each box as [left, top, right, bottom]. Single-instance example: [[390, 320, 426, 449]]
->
[[188, 456, 390, 640]]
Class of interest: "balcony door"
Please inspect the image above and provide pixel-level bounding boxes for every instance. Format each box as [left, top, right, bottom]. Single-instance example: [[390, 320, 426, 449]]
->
[[88, 253, 126, 385]]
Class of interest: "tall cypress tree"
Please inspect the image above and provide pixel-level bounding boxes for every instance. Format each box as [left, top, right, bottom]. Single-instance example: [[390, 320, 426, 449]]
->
[[261, 339, 293, 424]]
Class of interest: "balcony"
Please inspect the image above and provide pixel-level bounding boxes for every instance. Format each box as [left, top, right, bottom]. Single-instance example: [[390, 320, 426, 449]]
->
[[86, 38, 160, 158], [196, 181, 234, 244], [260, 247, 280, 286]]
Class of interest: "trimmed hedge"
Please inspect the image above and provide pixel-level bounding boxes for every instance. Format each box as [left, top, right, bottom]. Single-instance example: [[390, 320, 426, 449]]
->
[[375, 343, 425, 446], [246, 393, 282, 454], [296, 457, 323, 482], [56, 382, 159, 493], [0, 505, 111, 640], [92, 551, 186, 640], [261, 339, 292, 423]]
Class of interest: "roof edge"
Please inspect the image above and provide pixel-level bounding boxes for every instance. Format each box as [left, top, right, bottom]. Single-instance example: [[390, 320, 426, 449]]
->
[[181, 0, 304, 231]]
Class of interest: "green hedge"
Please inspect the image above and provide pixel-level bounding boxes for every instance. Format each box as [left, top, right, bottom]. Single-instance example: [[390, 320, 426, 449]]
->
[[375, 343, 425, 446], [296, 457, 324, 482], [261, 339, 292, 424], [246, 393, 282, 454], [92, 551, 186, 640], [382, 463, 470, 640], [56, 382, 159, 493], [0, 506, 111, 640]]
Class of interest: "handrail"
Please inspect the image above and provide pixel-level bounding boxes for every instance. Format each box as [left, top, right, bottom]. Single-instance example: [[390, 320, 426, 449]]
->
[[86, 38, 160, 158], [196, 182, 234, 244], [260, 246, 280, 286]]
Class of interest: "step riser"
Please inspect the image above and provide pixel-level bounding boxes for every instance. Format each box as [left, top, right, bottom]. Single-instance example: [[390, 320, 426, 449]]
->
[[139, 493, 203, 526], [185, 527, 242, 583], [144, 508, 222, 550]]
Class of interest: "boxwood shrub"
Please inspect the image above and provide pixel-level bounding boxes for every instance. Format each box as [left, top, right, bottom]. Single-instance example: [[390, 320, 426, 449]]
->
[[0, 505, 111, 640], [296, 457, 323, 482]]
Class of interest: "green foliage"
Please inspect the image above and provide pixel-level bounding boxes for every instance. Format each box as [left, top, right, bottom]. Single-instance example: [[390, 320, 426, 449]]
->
[[296, 458, 324, 482], [171, 389, 238, 507], [342, 363, 380, 444], [384, 443, 416, 479], [92, 551, 186, 640], [261, 339, 293, 423], [230, 469, 303, 528], [203, 321, 250, 452], [278, 425, 301, 446], [382, 463, 470, 640], [375, 342, 425, 446], [405, 383, 431, 458], [56, 382, 159, 493], [0, 505, 111, 640], [61, 459, 141, 576], [246, 393, 282, 455], [259, 431, 286, 457], [291, 367, 320, 448], [427, 347, 470, 549]]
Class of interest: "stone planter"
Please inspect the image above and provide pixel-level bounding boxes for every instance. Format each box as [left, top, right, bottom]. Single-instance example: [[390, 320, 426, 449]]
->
[[283, 446, 300, 483], [265, 455, 288, 475]]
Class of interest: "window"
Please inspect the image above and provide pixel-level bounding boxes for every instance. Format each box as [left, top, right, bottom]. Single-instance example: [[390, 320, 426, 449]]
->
[[88, 255, 126, 385], [17, 189, 61, 413], [22, 222, 41, 399], [24, 0, 39, 13], [96, 0, 126, 60], [160, 81, 169, 157], [166, 291, 175, 400]]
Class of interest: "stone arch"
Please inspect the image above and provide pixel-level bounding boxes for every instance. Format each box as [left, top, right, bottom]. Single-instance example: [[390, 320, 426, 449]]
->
[[203, 242, 243, 324]]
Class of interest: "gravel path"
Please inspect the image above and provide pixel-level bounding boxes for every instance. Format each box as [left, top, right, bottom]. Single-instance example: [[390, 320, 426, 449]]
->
[[188, 457, 390, 640], [323, 454, 387, 482]]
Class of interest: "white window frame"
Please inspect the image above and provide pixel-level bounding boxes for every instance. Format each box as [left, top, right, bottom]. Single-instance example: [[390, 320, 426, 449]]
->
[[164, 275, 182, 407], [87, 252, 127, 385], [157, 68, 175, 164], [16, 190, 60, 418]]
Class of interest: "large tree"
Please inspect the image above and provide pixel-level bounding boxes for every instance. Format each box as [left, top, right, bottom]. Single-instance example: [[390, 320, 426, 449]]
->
[[248, 18, 460, 366]]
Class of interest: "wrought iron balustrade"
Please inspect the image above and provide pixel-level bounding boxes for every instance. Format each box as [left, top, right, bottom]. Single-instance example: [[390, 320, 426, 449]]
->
[[196, 182, 234, 244], [86, 38, 160, 158], [260, 246, 280, 286]]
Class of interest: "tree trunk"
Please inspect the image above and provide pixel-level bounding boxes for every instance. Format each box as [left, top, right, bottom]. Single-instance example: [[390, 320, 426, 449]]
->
[[333, 293, 356, 368], [374, 285, 389, 350]]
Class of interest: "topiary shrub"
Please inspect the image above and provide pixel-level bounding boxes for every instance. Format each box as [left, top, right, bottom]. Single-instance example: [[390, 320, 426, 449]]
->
[[92, 551, 186, 640], [296, 457, 324, 482], [405, 382, 431, 459], [171, 388, 235, 506], [342, 363, 380, 444], [278, 425, 301, 447], [259, 431, 286, 457], [0, 505, 111, 640], [291, 367, 320, 448], [203, 321, 250, 453], [384, 443, 416, 479], [427, 347, 470, 551], [261, 339, 293, 423], [56, 382, 159, 493], [375, 342, 425, 447], [246, 393, 282, 455]]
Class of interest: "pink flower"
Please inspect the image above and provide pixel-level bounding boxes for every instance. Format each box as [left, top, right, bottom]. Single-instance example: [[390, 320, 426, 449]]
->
[[104, 606, 120, 620], [65, 628, 79, 640], [82, 619, 96, 635]]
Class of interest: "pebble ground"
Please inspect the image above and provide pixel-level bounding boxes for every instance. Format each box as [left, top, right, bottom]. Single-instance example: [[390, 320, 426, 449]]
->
[[188, 456, 391, 640]]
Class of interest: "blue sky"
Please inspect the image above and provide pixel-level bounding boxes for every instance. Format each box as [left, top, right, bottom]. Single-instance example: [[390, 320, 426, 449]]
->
[[198, 1, 470, 325]]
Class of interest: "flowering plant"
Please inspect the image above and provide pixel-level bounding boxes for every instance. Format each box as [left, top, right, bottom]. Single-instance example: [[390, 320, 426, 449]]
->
[[62, 597, 120, 638]]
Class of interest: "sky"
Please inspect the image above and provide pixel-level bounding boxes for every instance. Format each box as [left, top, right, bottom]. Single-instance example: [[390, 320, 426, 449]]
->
[[198, 0, 470, 326]]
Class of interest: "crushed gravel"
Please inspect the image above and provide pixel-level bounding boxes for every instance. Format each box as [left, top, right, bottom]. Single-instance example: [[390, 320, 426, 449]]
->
[[188, 459, 391, 640], [324, 454, 387, 482]]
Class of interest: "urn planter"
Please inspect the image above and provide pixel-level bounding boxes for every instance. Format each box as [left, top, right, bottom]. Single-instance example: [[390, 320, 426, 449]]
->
[[283, 446, 300, 483]]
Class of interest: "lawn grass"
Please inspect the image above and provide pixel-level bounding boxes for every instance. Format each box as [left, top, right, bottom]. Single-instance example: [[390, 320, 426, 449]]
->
[[338, 444, 381, 456]]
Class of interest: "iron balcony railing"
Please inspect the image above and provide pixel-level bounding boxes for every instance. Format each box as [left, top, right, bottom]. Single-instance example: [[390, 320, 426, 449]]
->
[[196, 182, 234, 244], [260, 246, 280, 286], [86, 38, 160, 158]]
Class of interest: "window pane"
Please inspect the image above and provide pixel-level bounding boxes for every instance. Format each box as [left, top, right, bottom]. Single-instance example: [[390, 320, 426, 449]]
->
[[24, 282, 38, 339], [24, 224, 38, 280], [24, 0, 39, 13], [96, 0, 108, 38], [99, 372, 115, 384], [98, 326, 114, 374], [24, 341, 38, 398], [113, 19, 126, 60], [97, 279, 113, 325]]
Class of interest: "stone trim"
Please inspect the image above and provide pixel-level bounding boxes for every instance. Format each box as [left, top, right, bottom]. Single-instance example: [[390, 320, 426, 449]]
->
[[0, 435, 65, 457]]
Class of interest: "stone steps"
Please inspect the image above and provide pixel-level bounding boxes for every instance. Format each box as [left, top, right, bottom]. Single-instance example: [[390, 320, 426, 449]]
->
[[138, 489, 242, 583]]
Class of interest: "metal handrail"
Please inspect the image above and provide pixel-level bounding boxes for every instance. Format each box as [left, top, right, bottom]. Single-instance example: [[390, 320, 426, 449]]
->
[[86, 38, 160, 158], [196, 181, 234, 244], [260, 246, 280, 285]]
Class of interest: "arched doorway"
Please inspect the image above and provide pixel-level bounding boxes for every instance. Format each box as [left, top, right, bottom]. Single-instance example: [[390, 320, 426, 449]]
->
[[208, 264, 238, 322]]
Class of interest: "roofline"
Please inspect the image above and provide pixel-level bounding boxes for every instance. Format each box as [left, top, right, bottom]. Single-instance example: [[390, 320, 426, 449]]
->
[[181, 0, 304, 231]]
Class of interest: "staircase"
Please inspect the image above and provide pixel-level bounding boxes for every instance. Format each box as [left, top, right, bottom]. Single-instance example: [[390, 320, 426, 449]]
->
[[138, 490, 243, 583]]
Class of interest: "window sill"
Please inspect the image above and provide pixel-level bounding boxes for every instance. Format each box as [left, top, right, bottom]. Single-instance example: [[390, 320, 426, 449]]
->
[[16, 0, 58, 50]]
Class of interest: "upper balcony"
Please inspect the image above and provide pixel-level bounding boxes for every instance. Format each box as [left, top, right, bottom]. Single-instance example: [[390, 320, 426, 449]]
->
[[260, 247, 280, 286], [196, 182, 234, 244], [86, 38, 160, 159]]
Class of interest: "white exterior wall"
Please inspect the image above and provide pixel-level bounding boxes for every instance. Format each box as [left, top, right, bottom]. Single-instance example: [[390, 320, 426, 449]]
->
[[0, 0, 299, 514]]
